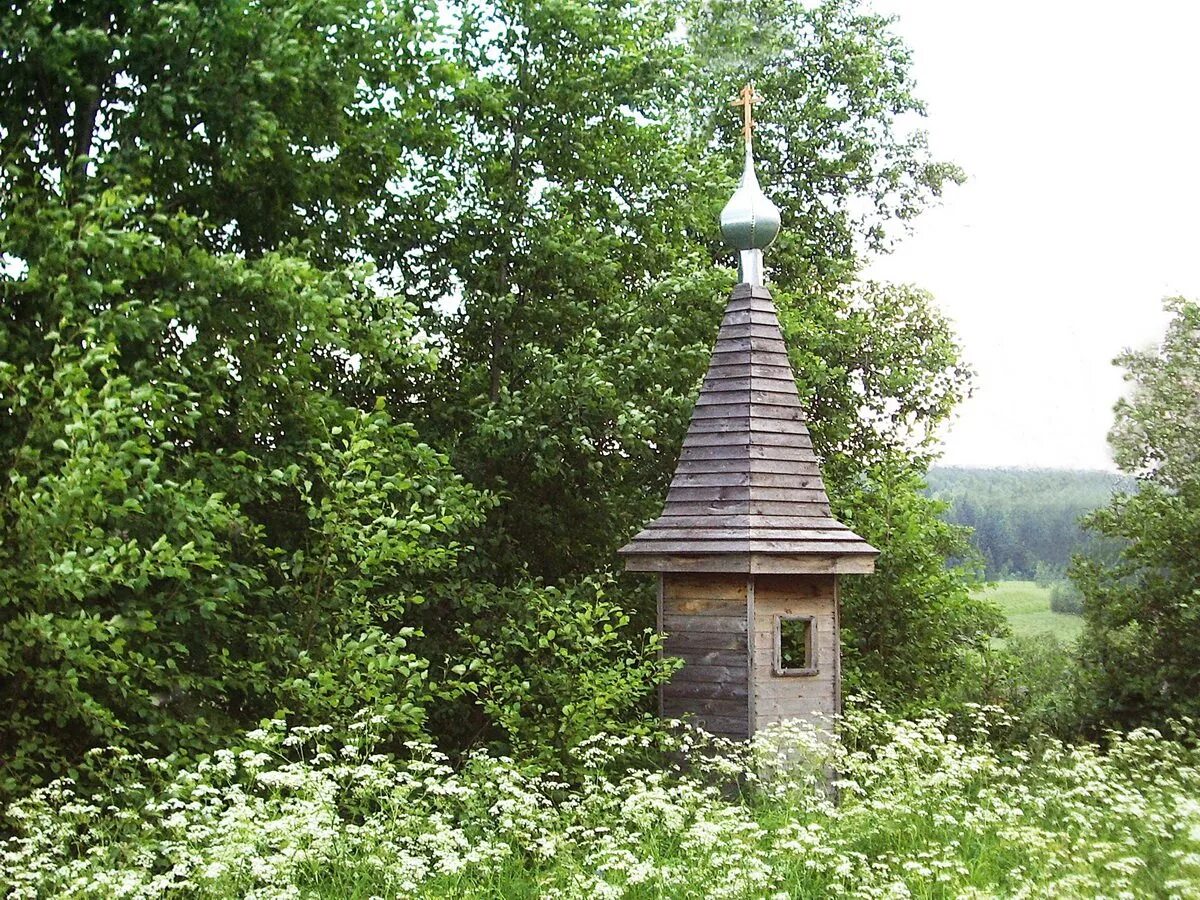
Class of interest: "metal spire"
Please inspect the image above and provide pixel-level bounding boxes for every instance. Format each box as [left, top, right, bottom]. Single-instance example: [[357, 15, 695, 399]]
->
[[719, 84, 781, 286]]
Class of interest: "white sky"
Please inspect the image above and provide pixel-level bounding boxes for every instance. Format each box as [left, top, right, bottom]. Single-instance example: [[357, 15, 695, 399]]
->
[[863, 0, 1199, 471]]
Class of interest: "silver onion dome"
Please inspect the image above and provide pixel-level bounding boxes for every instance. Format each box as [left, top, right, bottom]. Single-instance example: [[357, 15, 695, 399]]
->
[[719, 85, 780, 285], [720, 143, 781, 251]]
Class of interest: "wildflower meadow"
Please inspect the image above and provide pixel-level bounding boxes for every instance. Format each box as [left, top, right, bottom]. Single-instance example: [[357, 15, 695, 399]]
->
[[4, 704, 1199, 899]]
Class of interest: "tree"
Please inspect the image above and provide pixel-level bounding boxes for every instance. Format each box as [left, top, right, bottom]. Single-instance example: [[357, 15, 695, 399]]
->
[[0, 0, 487, 790], [0, 0, 675, 789], [1, 0, 994, 787], [397, 0, 723, 583], [0, 0, 451, 261], [411, 0, 967, 586], [1073, 298, 1200, 727]]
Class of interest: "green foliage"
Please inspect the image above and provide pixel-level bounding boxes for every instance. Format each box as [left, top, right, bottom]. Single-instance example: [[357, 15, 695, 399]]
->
[[0, 0, 451, 260], [0, 193, 488, 791], [410, 0, 726, 582], [834, 463, 1000, 709], [5, 708, 1199, 898], [1108, 299, 1200, 488], [933, 637, 1085, 743], [927, 467, 1133, 579], [2, 0, 989, 785], [268, 407, 485, 735], [933, 583, 1087, 741], [1074, 298, 1200, 728], [1049, 579, 1084, 616], [459, 576, 678, 754]]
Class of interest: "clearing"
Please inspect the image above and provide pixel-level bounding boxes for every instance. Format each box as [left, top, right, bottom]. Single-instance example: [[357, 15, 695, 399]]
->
[[978, 579, 1083, 643]]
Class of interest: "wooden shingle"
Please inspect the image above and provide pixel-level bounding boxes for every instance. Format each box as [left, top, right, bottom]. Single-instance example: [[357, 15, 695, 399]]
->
[[619, 283, 878, 574]]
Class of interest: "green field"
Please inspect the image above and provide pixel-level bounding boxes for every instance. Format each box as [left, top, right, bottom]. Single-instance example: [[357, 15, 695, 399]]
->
[[978, 580, 1084, 643]]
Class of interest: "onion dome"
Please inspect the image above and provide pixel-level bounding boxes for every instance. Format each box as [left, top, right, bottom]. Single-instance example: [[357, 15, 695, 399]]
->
[[717, 83, 781, 286], [719, 141, 781, 253]]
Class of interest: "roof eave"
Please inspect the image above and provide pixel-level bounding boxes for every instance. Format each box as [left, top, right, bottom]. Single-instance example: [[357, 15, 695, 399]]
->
[[618, 549, 878, 575]]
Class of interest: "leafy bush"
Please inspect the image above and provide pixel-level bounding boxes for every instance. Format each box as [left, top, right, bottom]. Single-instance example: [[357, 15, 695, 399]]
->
[[0, 198, 490, 793], [4, 706, 1199, 899], [458, 575, 678, 755], [1049, 579, 1085, 615], [932, 637, 1087, 742]]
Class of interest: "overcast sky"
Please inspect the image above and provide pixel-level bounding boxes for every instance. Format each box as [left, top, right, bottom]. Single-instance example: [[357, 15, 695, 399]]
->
[[862, 0, 1198, 471]]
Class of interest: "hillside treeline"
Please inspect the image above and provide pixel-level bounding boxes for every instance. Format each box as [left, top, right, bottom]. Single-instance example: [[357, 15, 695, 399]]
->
[[927, 467, 1132, 579]]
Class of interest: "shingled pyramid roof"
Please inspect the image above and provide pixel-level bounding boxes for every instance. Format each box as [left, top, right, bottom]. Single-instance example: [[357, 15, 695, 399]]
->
[[618, 283, 878, 574]]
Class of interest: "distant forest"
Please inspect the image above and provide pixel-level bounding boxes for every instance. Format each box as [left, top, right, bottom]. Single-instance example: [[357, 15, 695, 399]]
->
[[927, 468, 1135, 579]]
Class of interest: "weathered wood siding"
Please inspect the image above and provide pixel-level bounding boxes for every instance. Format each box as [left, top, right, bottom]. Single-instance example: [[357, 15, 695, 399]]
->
[[660, 573, 750, 739], [751, 574, 838, 731]]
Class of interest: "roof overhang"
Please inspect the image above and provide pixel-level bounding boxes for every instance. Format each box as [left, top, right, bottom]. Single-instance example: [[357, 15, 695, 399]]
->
[[620, 551, 877, 575], [616, 282, 882, 578]]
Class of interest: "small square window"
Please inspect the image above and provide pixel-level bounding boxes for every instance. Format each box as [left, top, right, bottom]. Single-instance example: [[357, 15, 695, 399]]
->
[[774, 615, 817, 676]]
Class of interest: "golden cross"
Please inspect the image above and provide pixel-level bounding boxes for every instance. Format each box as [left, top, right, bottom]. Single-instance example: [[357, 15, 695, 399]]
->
[[730, 83, 763, 143]]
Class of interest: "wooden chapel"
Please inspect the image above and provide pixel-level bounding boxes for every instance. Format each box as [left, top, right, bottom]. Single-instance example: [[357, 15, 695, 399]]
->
[[617, 86, 878, 740]]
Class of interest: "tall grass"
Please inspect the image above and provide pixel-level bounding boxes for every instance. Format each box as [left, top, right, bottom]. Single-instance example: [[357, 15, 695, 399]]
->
[[4, 704, 1199, 898]]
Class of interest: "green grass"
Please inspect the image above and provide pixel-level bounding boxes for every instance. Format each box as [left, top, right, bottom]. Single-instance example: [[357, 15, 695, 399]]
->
[[978, 579, 1083, 644]]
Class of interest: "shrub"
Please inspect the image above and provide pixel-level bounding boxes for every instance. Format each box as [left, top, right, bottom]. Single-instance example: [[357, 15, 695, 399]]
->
[[1049, 579, 1085, 615], [457, 575, 679, 756], [0, 245, 489, 792], [932, 637, 1087, 742]]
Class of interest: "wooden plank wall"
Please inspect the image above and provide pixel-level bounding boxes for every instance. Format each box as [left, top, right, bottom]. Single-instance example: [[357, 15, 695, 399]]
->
[[660, 573, 750, 739], [751, 574, 838, 732]]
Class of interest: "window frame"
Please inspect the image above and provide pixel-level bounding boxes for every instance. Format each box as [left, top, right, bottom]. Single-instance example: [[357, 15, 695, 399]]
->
[[773, 614, 818, 677]]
